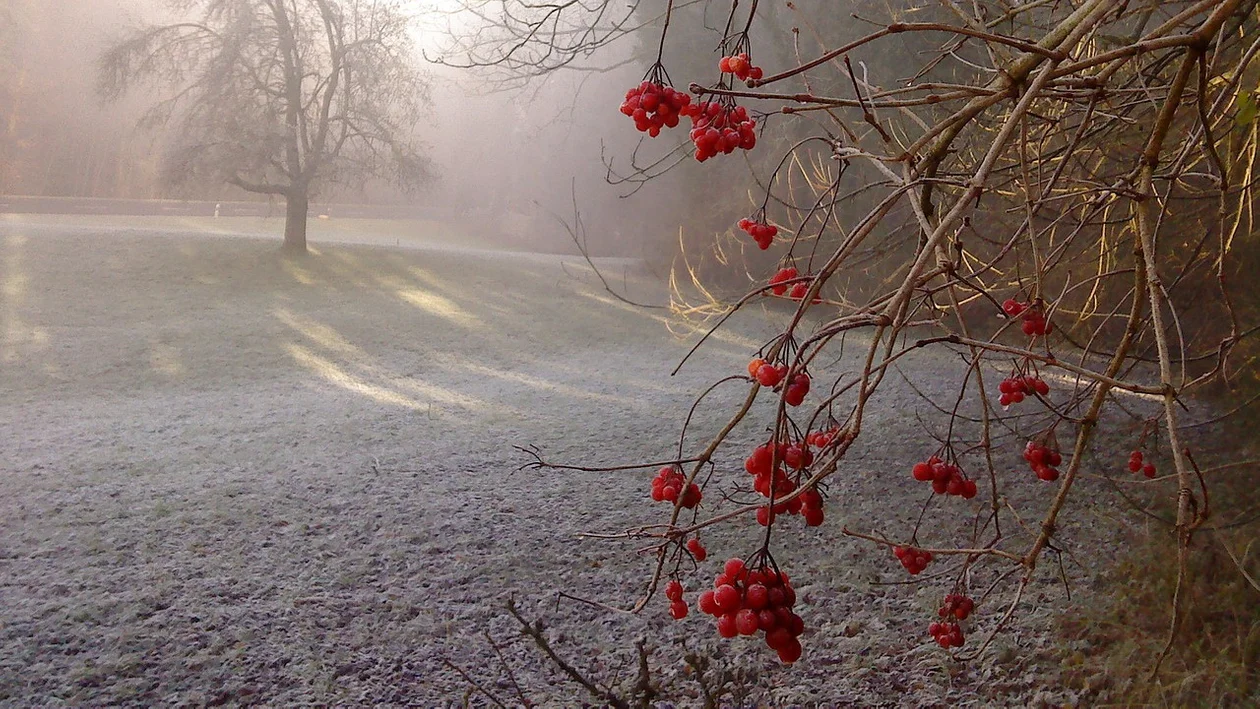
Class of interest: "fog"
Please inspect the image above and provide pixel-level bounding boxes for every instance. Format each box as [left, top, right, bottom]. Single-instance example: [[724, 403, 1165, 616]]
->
[[0, 0, 684, 256]]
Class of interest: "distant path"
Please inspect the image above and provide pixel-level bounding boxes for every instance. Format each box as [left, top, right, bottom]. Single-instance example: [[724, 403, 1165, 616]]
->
[[0, 195, 449, 220]]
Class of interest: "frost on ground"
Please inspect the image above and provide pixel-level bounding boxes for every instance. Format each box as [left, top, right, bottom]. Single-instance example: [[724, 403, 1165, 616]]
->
[[0, 219, 1151, 707]]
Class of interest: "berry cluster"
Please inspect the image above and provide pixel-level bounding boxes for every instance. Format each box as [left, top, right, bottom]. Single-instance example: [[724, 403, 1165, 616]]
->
[[911, 456, 978, 498], [1127, 450, 1156, 478], [787, 278, 823, 303], [738, 217, 778, 249], [620, 81, 694, 137], [929, 594, 974, 648], [665, 579, 689, 619], [688, 101, 757, 161], [783, 372, 810, 406], [747, 359, 809, 405], [768, 266, 798, 295], [929, 621, 965, 648], [1023, 441, 1063, 481], [686, 537, 708, 561], [650, 465, 702, 508], [1003, 299, 1051, 337], [893, 545, 933, 574], [719, 53, 764, 82], [806, 428, 838, 448], [940, 593, 974, 620], [799, 487, 825, 527], [748, 358, 788, 387], [744, 443, 825, 526], [998, 375, 1049, 406], [696, 559, 805, 664]]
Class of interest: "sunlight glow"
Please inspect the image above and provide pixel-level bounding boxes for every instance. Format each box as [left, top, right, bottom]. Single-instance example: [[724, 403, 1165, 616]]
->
[[286, 343, 426, 409], [395, 288, 479, 328]]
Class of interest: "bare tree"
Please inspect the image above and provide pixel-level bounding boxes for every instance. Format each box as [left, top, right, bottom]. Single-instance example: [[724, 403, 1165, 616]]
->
[[99, 0, 430, 253]]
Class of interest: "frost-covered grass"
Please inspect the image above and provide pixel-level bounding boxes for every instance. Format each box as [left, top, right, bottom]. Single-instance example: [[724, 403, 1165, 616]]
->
[[0, 218, 1123, 707]]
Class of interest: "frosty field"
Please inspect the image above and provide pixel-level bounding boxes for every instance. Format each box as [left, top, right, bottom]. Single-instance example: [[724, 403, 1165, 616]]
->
[[0, 217, 1125, 707]]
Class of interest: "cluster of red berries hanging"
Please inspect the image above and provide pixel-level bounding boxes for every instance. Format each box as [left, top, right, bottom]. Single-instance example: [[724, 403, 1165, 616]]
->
[[665, 579, 689, 619], [688, 101, 757, 161], [620, 81, 695, 137], [768, 267, 797, 295], [744, 442, 825, 526], [746, 359, 811, 405], [798, 487, 825, 527], [1127, 450, 1157, 478], [893, 545, 933, 575], [911, 456, 978, 498], [788, 278, 823, 303], [1024, 441, 1063, 481], [738, 217, 777, 249], [940, 593, 975, 621], [930, 621, 965, 648], [928, 594, 973, 648], [1003, 299, 1052, 337], [695, 559, 805, 664], [718, 52, 764, 82], [997, 375, 1049, 406], [650, 465, 702, 508], [783, 372, 810, 406], [806, 428, 838, 448]]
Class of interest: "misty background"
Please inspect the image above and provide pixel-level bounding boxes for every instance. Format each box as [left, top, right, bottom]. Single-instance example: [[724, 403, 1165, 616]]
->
[[0, 0, 691, 258]]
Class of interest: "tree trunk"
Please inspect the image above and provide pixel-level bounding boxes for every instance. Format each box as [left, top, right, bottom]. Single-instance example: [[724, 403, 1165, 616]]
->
[[283, 191, 309, 253]]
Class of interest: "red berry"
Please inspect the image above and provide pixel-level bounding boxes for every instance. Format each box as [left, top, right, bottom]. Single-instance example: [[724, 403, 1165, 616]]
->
[[716, 612, 738, 638], [912, 462, 933, 481], [735, 608, 759, 635], [758, 608, 778, 631], [669, 600, 688, 619], [786, 612, 805, 636], [724, 558, 747, 581], [698, 590, 718, 616], [665, 580, 683, 601], [687, 537, 707, 561], [783, 444, 807, 470], [756, 364, 783, 387], [765, 627, 792, 651], [756, 506, 774, 526], [784, 385, 807, 407], [745, 583, 769, 609], [714, 584, 741, 613], [777, 636, 803, 663], [747, 357, 766, 377], [746, 444, 773, 476], [768, 587, 786, 608], [1143, 462, 1156, 478]]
